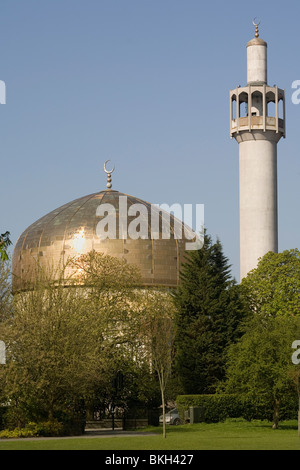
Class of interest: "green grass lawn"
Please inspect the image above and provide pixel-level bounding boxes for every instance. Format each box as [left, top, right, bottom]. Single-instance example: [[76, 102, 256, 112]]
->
[[0, 419, 299, 450]]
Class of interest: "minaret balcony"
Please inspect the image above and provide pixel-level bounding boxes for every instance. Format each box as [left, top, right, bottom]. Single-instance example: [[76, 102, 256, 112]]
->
[[230, 85, 285, 138], [230, 115, 285, 136]]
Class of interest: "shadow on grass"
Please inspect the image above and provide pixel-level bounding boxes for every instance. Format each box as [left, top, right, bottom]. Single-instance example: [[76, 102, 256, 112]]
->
[[247, 419, 298, 431]]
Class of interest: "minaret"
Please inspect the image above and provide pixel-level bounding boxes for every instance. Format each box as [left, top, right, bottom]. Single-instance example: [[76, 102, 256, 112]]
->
[[230, 20, 285, 280]]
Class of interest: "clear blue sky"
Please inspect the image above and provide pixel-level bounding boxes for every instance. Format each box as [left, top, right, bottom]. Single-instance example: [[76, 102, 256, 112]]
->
[[1, 0, 300, 281]]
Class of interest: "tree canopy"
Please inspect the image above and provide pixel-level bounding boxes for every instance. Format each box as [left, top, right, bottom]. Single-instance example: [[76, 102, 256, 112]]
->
[[173, 233, 246, 394], [223, 249, 300, 429], [223, 314, 300, 428], [0, 251, 173, 429], [241, 249, 300, 317], [0, 232, 11, 261], [139, 290, 176, 437]]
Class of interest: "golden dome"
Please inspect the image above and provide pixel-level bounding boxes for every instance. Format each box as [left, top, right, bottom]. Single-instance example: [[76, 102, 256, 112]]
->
[[12, 189, 195, 292]]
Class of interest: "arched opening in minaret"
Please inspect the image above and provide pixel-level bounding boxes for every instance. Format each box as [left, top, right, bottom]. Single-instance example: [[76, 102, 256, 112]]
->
[[239, 92, 248, 118], [278, 98, 284, 120], [231, 95, 237, 120], [267, 101, 276, 117], [240, 102, 248, 117], [251, 91, 263, 116], [266, 91, 276, 117]]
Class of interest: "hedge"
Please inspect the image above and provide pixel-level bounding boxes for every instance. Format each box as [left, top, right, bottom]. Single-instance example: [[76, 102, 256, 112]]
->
[[176, 393, 298, 423]]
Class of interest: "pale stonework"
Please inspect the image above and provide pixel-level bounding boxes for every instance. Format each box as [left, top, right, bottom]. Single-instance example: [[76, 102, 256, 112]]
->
[[230, 29, 285, 280]]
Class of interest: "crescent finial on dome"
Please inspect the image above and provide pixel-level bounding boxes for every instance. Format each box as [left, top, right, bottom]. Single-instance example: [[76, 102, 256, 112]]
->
[[104, 160, 115, 189]]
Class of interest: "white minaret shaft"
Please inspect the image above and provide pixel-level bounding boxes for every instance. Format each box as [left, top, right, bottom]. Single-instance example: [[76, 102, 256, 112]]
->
[[230, 22, 285, 280]]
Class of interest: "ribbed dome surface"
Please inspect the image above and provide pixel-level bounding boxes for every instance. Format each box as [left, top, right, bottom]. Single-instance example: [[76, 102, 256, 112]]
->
[[12, 190, 194, 291]]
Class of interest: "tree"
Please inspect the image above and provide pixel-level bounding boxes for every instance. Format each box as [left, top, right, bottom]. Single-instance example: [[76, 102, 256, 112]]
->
[[173, 233, 246, 394], [0, 252, 147, 428], [0, 273, 102, 425], [0, 232, 12, 261], [223, 314, 300, 429], [231, 249, 300, 429], [289, 360, 300, 436], [0, 260, 12, 323], [69, 251, 143, 352], [140, 290, 176, 438], [241, 249, 300, 317]]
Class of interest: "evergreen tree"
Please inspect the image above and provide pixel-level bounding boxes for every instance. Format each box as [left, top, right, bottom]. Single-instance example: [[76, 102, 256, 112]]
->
[[173, 232, 246, 394]]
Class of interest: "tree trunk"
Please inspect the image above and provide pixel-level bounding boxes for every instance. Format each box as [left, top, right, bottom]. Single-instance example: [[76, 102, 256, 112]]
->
[[161, 385, 166, 439], [158, 370, 167, 438], [272, 399, 280, 429]]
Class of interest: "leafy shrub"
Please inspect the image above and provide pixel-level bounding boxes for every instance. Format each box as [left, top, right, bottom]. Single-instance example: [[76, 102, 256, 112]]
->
[[176, 393, 298, 423], [0, 426, 37, 439], [0, 420, 64, 439], [176, 394, 240, 423], [34, 420, 64, 437]]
